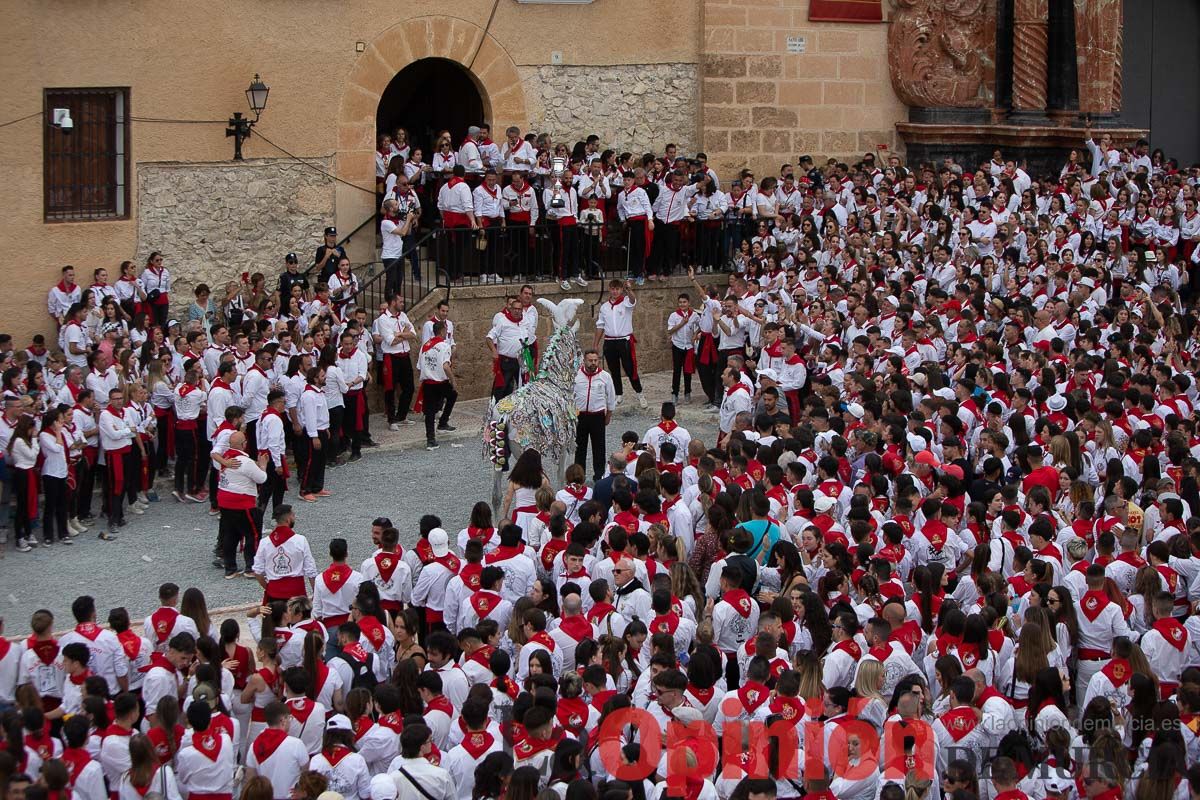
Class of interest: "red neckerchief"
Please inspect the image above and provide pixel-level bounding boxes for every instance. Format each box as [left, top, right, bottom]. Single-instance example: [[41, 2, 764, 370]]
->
[[430, 551, 461, 572], [343, 642, 370, 663], [60, 747, 91, 785], [338, 347, 358, 361], [351, 715, 374, 742], [833, 639, 862, 660], [514, 731, 561, 759], [74, 622, 103, 642], [139, 651, 176, 675], [658, 419, 678, 435], [286, 697, 318, 724], [651, 612, 680, 636], [447, 176, 465, 189], [55, 280, 77, 294], [466, 644, 496, 668], [425, 694, 454, 717], [1152, 618, 1188, 651], [460, 729, 496, 759], [116, 630, 142, 661], [467, 526, 494, 542], [322, 563, 352, 592], [736, 680, 770, 713], [940, 706, 979, 741], [269, 526, 295, 547], [1079, 589, 1111, 621], [492, 675, 520, 699], [1100, 658, 1132, 687], [324, 744, 353, 768], [470, 590, 502, 618], [557, 615, 593, 642], [722, 589, 753, 618], [501, 309, 522, 325], [252, 728, 289, 763], [420, 336, 444, 355], [415, 534, 435, 564], [460, 563, 482, 591], [540, 538, 569, 572], [586, 602, 615, 624], [725, 382, 749, 398], [487, 545, 524, 564], [25, 636, 58, 666], [358, 616, 387, 651], [148, 607, 179, 645], [373, 550, 402, 582], [528, 630, 556, 651], [377, 711, 404, 734], [609, 295, 626, 308], [191, 729, 223, 761]]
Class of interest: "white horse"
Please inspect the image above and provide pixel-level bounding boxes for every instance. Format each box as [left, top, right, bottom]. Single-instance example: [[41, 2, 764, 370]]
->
[[483, 297, 584, 514]]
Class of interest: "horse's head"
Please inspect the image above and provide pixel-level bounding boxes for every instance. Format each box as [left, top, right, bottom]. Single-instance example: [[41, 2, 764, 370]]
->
[[537, 297, 584, 333]]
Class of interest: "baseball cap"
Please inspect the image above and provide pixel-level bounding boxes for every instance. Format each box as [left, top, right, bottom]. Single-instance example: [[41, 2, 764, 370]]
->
[[429, 528, 450, 557], [167, 319, 180, 329], [845, 402, 864, 419], [326, 714, 353, 731], [915, 450, 941, 468], [942, 464, 965, 481], [813, 495, 837, 513], [324, 226, 337, 237], [285, 252, 298, 264], [757, 368, 780, 383]]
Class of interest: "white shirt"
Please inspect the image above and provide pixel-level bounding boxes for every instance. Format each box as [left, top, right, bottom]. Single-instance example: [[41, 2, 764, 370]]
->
[[175, 732, 236, 799], [473, 183, 504, 219], [501, 183, 539, 224], [438, 179, 475, 214], [418, 340, 453, 384], [299, 384, 330, 437], [252, 530, 319, 584], [60, 625, 129, 695], [376, 311, 415, 355], [617, 186, 654, 220], [596, 296, 636, 339], [667, 309, 700, 350], [457, 140, 483, 172], [487, 314, 531, 359], [574, 368, 616, 414], [501, 139, 537, 172], [719, 384, 753, 433], [246, 731, 310, 800], [390, 756, 456, 800]]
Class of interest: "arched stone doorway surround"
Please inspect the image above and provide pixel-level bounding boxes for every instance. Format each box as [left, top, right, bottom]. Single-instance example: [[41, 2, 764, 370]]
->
[[335, 16, 528, 250]]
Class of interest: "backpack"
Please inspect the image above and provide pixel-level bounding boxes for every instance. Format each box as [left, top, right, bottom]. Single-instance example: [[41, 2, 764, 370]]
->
[[333, 650, 377, 691]]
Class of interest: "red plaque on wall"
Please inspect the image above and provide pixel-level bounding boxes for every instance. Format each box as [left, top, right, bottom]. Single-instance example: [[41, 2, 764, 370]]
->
[[809, 0, 883, 23]]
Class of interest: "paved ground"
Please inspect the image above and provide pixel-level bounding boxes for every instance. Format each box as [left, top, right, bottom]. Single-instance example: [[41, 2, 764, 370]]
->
[[0, 370, 721, 631]]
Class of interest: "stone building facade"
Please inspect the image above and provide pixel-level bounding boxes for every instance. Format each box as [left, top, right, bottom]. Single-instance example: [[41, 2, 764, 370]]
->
[[0, 0, 906, 337]]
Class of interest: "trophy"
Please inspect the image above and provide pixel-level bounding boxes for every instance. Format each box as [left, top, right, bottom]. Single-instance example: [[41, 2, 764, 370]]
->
[[550, 156, 567, 209]]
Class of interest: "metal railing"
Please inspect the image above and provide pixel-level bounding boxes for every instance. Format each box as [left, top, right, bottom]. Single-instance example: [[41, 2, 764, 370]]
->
[[339, 217, 750, 324]]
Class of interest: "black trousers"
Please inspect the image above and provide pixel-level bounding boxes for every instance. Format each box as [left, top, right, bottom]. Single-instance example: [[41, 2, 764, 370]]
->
[[175, 426, 202, 494], [383, 257, 402, 298], [671, 345, 694, 397], [258, 458, 286, 514], [342, 391, 368, 456], [328, 406, 345, 459], [493, 356, 521, 401], [383, 354, 414, 423], [649, 222, 680, 276], [75, 456, 95, 518], [603, 338, 642, 395], [12, 468, 34, 539], [245, 420, 258, 459], [696, 222, 722, 270], [105, 450, 133, 528], [507, 226, 535, 278], [575, 413, 607, 481], [627, 220, 648, 278], [422, 382, 458, 442], [698, 357, 720, 405], [440, 226, 470, 280], [300, 430, 328, 494], [220, 505, 261, 573], [42, 475, 69, 542]]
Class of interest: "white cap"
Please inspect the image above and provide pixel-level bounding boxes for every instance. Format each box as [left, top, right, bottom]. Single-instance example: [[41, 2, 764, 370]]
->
[[934, 387, 955, 401], [428, 528, 450, 557], [846, 402, 864, 419], [884, 295, 899, 307], [1078, 277, 1096, 289], [1046, 394, 1067, 412], [814, 495, 837, 513], [906, 432, 927, 452], [369, 777, 398, 800], [757, 368, 779, 383], [326, 714, 353, 731]]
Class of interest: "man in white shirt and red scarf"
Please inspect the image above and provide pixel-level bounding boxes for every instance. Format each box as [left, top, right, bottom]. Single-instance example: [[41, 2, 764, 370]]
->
[[502, 172, 539, 277], [253, 505, 318, 603], [414, 320, 457, 452], [648, 168, 699, 281], [213, 431, 268, 579], [257, 390, 289, 515], [336, 330, 371, 462], [473, 169, 505, 282], [486, 296, 531, 402], [594, 279, 645, 408], [573, 349, 616, 482], [373, 293, 417, 431], [47, 265, 82, 327], [437, 164, 478, 282], [98, 388, 135, 539], [617, 170, 654, 282]]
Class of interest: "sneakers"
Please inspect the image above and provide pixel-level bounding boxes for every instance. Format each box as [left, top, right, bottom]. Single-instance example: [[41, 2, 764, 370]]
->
[[15, 539, 32, 553], [635, 277, 646, 286], [427, 440, 440, 451], [194, 490, 209, 502], [173, 490, 187, 503], [560, 280, 571, 290], [615, 395, 624, 407], [637, 393, 648, 409], [208, 507, 220, 516], [185, 492, 204, 503], [389, 423, 402, 431], [68, 518, 86, 534], [437, 424, 457, 432], [348, 453, 362, 463], [60, 537, 74, 546], [672, 394, 679, 405], [42, 539, 52, 548], [242, 570, 258, 579], [130, 504, 145, 515], [574, 275, 588, 287], [399, 419, 415, 426], [224, 571, 240, 580], [704, 403, 720, 412]]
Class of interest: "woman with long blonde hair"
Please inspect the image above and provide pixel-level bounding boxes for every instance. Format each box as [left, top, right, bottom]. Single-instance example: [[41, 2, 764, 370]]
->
[[853, 659, 887, 731]]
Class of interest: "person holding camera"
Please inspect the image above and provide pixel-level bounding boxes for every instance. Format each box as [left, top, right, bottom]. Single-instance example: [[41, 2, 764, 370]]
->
[[381, 199, 418, 298]]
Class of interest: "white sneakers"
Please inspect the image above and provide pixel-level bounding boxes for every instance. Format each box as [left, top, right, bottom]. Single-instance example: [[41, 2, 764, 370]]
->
[[637, 393, 647, 409]]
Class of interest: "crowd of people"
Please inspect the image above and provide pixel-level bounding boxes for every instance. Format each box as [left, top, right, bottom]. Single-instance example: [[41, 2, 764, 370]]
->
[[0, 124, 1198, 800]]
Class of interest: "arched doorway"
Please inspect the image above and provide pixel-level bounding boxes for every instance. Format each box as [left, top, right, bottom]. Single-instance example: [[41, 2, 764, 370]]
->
[[376, 58, 486, 157]]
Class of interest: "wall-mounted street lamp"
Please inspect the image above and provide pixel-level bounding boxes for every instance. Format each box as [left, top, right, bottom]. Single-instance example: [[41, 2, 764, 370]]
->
[[226, 73, 270, 161]]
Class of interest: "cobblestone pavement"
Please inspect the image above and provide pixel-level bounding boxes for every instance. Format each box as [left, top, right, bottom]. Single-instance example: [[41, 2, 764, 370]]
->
[[0, 370, 721, 628]]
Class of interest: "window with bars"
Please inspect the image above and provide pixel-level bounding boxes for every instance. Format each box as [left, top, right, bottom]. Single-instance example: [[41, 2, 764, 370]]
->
[[43, 88, 130, 221]]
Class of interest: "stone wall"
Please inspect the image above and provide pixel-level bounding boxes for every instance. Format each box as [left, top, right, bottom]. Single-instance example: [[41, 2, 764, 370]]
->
[[519, 64, 699, 155], [136, 158, 337, 312], [405, 275, 698, 402], [702, 0, 909, 178]]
